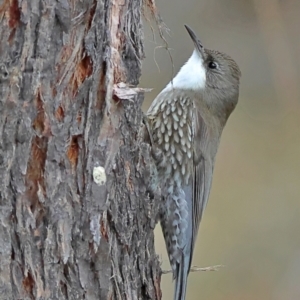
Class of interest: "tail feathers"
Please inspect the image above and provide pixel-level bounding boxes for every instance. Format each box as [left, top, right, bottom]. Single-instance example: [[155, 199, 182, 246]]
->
[[174, 252, 190, 300]]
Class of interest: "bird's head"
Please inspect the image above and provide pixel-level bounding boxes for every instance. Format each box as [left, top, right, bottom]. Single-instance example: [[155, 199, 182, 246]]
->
[[167, 25, 241, 121]]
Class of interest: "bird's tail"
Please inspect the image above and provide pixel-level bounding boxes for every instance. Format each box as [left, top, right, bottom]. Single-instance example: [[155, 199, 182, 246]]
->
[[174, 251, 190, 300]]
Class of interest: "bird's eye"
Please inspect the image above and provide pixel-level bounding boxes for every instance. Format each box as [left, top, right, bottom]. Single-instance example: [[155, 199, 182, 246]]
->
[[208, 61, 218, 69]]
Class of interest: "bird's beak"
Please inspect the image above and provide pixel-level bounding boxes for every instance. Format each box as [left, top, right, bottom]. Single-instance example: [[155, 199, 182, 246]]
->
[[184, 25, 204, 57]]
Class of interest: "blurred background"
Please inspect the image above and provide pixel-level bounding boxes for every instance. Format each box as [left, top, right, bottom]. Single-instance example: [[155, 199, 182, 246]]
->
[[140, 0, 300, 299]]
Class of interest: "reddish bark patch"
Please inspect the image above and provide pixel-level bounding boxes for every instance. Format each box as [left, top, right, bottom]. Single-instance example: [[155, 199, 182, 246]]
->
[[22, 272, 35, 296], [8, 0, 20, 29], [55, 105, 65, 122], [95, 66, 106, 110], [32, 89, 45, 135], [26, 136, 47, 197], [32, 89, 52, 137], [7, 0, 21, 44], [100, 219, 108, 241], [26, 89, 48, 217], [67, 135, 80, 169], [80, 55, 93, 77], [71, 55, 93, 96]]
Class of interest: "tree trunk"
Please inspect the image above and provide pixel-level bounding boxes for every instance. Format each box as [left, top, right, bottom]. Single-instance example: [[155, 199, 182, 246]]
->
[[0, 0, 161, 299]]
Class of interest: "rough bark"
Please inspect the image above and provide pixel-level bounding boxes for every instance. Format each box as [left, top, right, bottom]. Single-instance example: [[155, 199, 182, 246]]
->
[[0, 0, 161, 299]]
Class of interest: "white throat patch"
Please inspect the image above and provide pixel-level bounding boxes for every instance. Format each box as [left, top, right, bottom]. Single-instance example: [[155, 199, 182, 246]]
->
[[164, 50, 206, 92]]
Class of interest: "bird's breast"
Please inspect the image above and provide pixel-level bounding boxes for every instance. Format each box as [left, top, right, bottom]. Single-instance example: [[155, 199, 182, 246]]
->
[[150, 95, 194, 187]]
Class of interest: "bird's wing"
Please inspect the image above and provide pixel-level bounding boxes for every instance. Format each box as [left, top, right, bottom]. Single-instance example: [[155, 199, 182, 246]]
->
[[189, 107, 215, 267]]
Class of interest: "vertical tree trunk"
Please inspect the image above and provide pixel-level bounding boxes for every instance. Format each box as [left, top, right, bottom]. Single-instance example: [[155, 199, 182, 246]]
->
[[0, 0, 161, 299]]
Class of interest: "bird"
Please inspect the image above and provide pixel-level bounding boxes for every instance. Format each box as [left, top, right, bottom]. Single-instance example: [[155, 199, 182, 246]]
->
[[146, 25, 241, 300]]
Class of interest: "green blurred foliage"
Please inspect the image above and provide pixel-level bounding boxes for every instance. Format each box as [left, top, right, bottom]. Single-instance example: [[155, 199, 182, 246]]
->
[[140, 0, 300, 299]]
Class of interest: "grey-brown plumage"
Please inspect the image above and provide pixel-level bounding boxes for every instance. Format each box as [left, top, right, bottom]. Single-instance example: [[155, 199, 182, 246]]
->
[[147, 25, 241, 300]]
